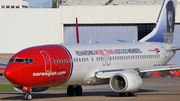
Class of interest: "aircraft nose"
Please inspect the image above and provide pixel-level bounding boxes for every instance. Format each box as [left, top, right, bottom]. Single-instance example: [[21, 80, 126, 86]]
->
[[4, 64, 20, 85]]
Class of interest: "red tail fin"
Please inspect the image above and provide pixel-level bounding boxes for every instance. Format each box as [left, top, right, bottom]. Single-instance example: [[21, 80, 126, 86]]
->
[[76, 17, 80, 44]]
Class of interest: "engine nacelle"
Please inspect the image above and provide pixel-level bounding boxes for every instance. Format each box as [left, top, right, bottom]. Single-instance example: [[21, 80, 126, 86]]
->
[[14, 86, 49, 92], [109, 72, 142, 93]]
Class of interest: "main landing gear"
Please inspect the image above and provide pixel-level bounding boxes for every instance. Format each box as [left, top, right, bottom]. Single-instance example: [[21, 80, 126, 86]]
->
[[23, 92, 32, 100], [67, 85, 82, 96], [119, 92, 135, 96]]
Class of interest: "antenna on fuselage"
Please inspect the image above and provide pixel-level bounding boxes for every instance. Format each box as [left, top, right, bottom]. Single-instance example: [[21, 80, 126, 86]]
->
[[76, 17, 80, 44]]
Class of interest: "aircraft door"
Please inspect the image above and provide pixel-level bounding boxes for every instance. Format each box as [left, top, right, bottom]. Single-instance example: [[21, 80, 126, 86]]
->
[[101, 54, 111, 66], [40, 51, 51, 72], [106, 54, 111, 66], [102, 54, 106, 66]]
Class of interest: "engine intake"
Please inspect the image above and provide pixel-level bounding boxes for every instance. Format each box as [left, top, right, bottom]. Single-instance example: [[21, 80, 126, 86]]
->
[[109, 72, 142, 93]]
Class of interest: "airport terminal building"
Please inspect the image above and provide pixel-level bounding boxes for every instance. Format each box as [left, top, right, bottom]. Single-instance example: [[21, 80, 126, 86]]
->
[[0, 0, 180, 64]]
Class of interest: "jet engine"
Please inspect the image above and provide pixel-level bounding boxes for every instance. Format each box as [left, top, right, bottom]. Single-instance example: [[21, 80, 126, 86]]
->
[[109, 72, 142, 93], [14, 86, 49, 92]]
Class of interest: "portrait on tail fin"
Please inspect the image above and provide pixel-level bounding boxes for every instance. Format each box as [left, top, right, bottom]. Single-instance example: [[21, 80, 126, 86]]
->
[[164, 0, 175, 43]]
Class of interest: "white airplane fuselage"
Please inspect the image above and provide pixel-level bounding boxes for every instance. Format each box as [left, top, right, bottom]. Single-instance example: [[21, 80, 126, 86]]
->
[[64, 42, 175, 85]]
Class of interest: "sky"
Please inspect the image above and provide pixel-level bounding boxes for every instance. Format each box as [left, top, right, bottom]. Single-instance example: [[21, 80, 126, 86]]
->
[[28, 0, 65, 8]]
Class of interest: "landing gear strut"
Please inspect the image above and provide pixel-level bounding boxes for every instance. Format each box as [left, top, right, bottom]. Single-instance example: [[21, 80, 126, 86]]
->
[[23, 92, 32, 100], [67, 85, 82, 96]]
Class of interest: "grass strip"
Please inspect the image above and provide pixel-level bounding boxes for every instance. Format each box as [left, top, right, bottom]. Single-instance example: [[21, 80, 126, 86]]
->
[[49, 86, 68, 90], [0, 84, 15, 92], [0, 84, 67, 92]]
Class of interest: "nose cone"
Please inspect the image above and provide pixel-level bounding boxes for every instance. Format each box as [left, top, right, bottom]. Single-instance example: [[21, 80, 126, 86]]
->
[[4, 64, 20, 85]]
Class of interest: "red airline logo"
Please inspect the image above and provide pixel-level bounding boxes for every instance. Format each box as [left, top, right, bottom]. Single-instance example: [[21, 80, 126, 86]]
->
[[155, 48, 160, 53]]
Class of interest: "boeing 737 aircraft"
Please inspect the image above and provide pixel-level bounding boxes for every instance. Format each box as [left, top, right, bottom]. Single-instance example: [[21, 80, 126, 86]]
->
[[0, 0, 180, 100]]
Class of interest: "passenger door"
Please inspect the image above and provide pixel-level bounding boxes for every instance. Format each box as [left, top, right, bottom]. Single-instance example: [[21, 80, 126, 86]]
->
[[40, 51, 51, 72]]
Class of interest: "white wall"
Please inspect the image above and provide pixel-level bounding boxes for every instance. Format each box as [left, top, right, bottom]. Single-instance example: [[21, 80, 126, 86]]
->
[[0, 9, 61, 53], [0, 4, 180, 53]]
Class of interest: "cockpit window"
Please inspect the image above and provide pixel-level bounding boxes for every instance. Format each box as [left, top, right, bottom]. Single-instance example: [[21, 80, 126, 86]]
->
[[9, 59, 15, 63], [9, 58, 34, 64], [15, 59, 25, 62]]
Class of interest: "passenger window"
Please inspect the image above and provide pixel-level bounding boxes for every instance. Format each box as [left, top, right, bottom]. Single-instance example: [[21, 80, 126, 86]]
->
[[64, 59, 66, 63], [99, 57, 101, 61], [56, 59, 58, 63], [59, 59, 61, 63], [66, 59, 68, 63], [61, 59, 63, 63], [53, 59, 56, 63], [91, 57, 93, 61], [79, 58, 81, 62]]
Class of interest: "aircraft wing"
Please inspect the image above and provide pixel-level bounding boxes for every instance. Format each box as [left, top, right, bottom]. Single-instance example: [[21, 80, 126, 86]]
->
[[0, 61, 8, 67], [139, 64, 180, 73], [95, 64, 180, 79]]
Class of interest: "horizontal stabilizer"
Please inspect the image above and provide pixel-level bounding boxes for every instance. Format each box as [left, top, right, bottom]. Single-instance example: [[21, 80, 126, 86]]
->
[[116, 39, 129, 42], [171, 46, 180, 51]]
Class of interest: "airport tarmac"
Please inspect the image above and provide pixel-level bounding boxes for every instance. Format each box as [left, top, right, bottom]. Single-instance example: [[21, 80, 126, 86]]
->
[[1, 76, 180, 101]]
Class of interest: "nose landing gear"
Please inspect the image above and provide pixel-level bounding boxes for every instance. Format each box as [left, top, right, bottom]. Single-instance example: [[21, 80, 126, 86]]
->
[[23, 92, 32, 100]]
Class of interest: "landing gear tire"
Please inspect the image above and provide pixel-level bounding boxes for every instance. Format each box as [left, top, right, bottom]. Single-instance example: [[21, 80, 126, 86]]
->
[[23, 93, 32, 100], [74, 85, 82, 96], [127, 92, 134, 96], [67, 85, 74, 96], [67, 85, 83, 96], [119, 93, 126, 96]]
